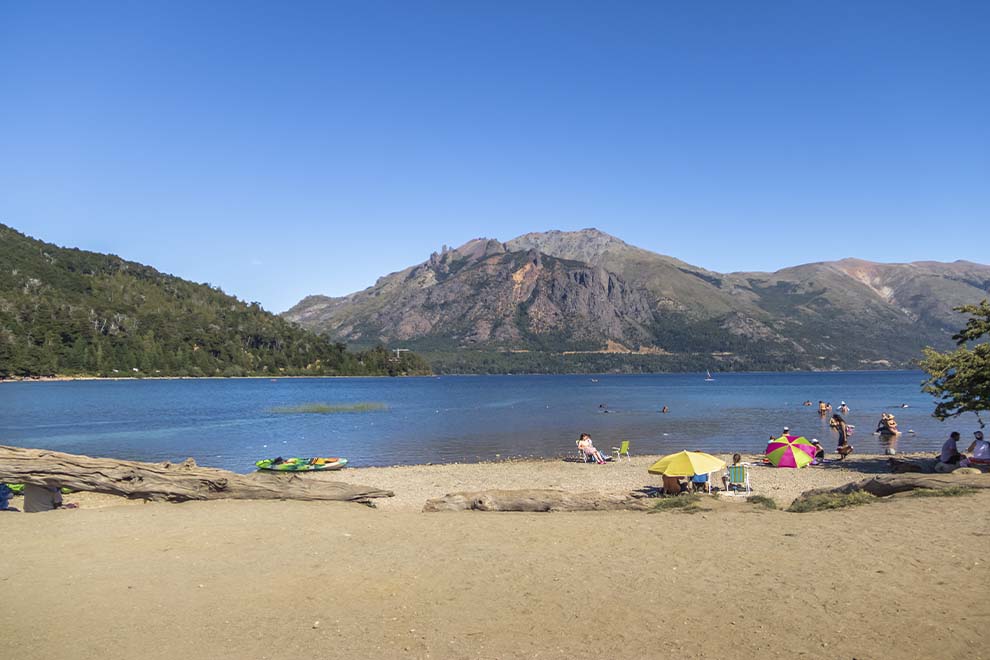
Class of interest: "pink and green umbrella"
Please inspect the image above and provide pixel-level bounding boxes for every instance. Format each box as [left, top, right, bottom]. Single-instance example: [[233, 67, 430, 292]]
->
[[766, 435, 815, 468]]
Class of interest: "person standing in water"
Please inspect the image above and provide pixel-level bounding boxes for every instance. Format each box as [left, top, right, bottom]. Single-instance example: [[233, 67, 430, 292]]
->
[[876, 413, 901, 455], [832, 414, 853, 459]]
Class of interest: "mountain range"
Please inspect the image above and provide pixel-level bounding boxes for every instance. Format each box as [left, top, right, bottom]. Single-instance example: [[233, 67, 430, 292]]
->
[[283, 229, 990, 373]]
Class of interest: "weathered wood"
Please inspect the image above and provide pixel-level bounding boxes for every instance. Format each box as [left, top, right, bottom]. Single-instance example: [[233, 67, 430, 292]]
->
[[795, 472, 990, 501], [887, 457, 932, 473], [0, 445, 393, 503], [423, 488, 653, 512]]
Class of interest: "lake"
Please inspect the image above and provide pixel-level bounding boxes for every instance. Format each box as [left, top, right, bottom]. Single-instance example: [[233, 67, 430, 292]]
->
[[0, 371, 976, 472]]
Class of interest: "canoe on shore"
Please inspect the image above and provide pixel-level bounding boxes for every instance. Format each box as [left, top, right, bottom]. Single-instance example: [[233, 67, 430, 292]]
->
[[255, 457, 348, 472]]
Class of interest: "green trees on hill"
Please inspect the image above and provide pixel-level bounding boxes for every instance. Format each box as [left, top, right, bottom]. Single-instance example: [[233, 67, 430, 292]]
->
[[0, 224, 431, 378], [920, 300, 990, 427]]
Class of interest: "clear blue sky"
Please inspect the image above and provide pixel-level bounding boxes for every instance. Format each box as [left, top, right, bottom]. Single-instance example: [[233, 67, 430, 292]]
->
[[2, 2, 988, 312]]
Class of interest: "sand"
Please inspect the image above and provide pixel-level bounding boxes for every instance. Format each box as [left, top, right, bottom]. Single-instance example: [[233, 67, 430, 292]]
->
[[37, 452, 923, 513], [2, 456, 988, 659]]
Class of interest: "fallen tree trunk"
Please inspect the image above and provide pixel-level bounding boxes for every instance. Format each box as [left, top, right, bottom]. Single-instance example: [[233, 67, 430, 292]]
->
[[795, 472, 990, 501], [887, 457, 936, 473], [424, 489, 653, 512], [0, 445, 393, 503]]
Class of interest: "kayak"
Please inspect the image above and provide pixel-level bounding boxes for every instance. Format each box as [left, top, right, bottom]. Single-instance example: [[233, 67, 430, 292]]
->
[[3, 484, 73, 494], [255, 457, 349, 472]]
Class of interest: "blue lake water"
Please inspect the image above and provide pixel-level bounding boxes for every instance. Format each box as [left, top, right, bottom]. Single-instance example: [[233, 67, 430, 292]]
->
[[0, 372, 977, 472]]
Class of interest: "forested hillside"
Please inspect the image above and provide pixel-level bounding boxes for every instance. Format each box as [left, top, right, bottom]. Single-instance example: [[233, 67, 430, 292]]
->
[[0, 224, 430, 378]]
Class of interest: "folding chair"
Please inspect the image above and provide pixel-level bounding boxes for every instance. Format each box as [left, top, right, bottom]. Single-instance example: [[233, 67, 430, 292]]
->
[[725, 465, 751, 495], [611, 440, 631, 462]]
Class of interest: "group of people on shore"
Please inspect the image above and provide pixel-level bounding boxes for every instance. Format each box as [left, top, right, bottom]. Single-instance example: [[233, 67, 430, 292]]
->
[[939, 430, 989, 468]]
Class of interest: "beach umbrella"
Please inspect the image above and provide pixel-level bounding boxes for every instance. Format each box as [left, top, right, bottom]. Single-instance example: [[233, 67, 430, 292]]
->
[[765, 435, 815, 468], [647, 450, 726, 476]]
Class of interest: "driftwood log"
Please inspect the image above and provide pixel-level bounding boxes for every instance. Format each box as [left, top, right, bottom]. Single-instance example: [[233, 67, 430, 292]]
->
[[795, 472, 990, 502], [0, 445, 393, 503], [423, 489, 653, 512]]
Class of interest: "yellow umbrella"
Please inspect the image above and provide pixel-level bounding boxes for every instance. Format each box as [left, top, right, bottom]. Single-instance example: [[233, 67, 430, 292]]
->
[[647, 450, 726, 476]]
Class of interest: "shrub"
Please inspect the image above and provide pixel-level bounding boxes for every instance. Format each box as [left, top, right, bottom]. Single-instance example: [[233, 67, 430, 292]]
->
[[747, 495, 778, 510], [649, 494, 704, 514], [787, 491, 876, 513], [910, 486, 977, 498]]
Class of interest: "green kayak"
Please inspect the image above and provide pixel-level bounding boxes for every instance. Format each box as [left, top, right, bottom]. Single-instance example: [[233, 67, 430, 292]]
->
[[4, 484, 73, 494], [255, 457, 349, 472]]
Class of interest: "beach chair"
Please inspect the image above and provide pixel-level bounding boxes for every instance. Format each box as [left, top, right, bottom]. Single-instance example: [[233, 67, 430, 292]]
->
[[611, 440, 631, 462], [690, 472, 711, 493], [725, 465, 750, 496]]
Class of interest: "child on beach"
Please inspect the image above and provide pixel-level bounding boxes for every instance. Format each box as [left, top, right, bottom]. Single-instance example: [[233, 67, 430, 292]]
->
[[809, 439, 825, 464]]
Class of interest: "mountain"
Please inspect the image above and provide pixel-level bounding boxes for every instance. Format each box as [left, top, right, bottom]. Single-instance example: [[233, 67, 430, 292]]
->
[[283, 229, 990, 374], [0, 224, 430, 378]]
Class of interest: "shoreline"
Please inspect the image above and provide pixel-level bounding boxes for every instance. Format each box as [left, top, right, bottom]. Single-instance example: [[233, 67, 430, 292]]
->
[[0, 367, 925, 383]]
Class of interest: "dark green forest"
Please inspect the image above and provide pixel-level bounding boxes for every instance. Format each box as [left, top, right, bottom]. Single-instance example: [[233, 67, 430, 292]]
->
[[0, 224, 431, 378]]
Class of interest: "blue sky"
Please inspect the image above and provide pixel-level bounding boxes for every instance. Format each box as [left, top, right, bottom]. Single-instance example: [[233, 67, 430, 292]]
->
[[2, 1, 987, 312]]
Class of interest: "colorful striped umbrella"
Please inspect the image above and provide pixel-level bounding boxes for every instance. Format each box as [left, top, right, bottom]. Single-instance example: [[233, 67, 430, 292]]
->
[[765, 435, 815, 468]]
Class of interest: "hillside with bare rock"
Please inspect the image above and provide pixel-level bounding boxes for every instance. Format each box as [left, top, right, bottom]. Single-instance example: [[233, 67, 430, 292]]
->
[[283, 229, 990, 373]]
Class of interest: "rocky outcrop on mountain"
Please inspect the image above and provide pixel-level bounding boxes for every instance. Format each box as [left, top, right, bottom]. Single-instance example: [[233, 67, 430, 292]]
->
[[288, 241, 659, 351], [283, 229, 990, 372]]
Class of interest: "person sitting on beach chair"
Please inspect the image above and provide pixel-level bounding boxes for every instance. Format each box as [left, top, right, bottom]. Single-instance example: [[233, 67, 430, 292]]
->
[[577, 433, 607, 464], [661, 474, 686, 495], [720, 454, 751, 494]]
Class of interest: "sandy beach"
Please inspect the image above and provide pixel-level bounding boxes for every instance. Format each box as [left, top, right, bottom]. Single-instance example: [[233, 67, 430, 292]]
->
[[2, 454, 988, 659], [41, 451, 946, 512]]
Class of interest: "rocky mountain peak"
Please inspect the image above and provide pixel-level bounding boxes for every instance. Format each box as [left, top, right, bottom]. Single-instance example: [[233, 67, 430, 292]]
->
[[505, 228, 629, 265]]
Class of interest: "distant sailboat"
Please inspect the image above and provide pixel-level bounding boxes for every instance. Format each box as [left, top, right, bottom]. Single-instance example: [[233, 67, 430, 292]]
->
[[704, 370, 715, 382]]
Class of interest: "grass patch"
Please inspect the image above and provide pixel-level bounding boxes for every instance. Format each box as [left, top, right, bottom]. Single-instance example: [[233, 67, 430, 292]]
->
[[746, 495, 778, 510], [269, 402, 389, 414], [787, 491, 876, 513], [910, 486, 977, 498], [649, 494, 705, 514]]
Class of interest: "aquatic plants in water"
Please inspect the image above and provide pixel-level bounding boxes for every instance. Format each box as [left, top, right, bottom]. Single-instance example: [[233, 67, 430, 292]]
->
[[269, 402, 389, 414]]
